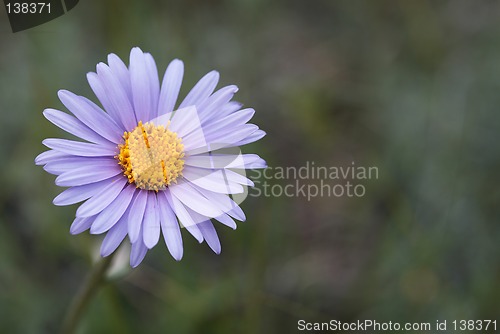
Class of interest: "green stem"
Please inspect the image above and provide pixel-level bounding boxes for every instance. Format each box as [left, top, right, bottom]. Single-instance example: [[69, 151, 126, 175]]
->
[[60, 254, 115, 334]]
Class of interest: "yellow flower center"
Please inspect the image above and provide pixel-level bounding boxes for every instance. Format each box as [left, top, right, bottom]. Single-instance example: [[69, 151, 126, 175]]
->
[[117, 121, 184, 191]]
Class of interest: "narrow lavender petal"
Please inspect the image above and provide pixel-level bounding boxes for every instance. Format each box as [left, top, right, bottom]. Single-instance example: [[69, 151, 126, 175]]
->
[[90, 185, 136, 234], [76, 177, 127, 217], [87, 72, 126, 130], [199, 99, 244, 128], [142, 192, 160, 249], [130, 47, 153, 123], [221, 169, 254, 186], [180, 167, 243, 194], [53, 177, 120, 206], [96, 63, 137, 130], [158, 191, 183, 261], [219, 101, 243, 117], [43, 108, 115, 146], [170, 182, 223, 218], [201, 108, 255, 139], [107, 53, 132, 98], [128, 190, 148, 243], [144, 53, 160, 120], [164, 189, 204, 242], [206, 124, 259, 146], [158, 59, 183, 117], [195, 186, 246, 221], [100, 213, 129, 257], [130, 232, 148, 268], [181, 126, 209, 152], [232, 130, 266, 147], [234, 154, 267, 169], [43, 138, 116, 157], [55, 164, 121, 187], [179, 71, 219, 109], [183, 125, 258, 153], [70, 216, 95, 235], [185, 153, 267, 170], [168, 106, 202, 139], [58, 90, 123, 143], [35, 150, 70, 165], [42, 165, 63, 176], [44, 157, 117, 175], [183, 155, 235, 169], [198, 220, 221, 254], [235, 154, 267, 168], [227, 205, 246, 222], [184, 224, 204, 243], [214, 213, 237, 230], [197, 85, 238, 122]]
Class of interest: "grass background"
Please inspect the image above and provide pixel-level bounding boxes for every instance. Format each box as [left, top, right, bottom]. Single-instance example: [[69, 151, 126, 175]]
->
[[0, 0, 499, 333]]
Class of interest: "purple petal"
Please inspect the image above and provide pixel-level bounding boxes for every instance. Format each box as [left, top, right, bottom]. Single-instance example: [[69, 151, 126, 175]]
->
[[128, 190, 147, 243], [197, 85, 238, 122], [70, 216, 95, 235], [130, 233, 148, 268], [145, 53, 160, 119], [214, 213, 237, 230], [179, 71, 219, 109], [164, 189, 204, 242], [198, 220, 221, 254], [184, 224, 204, 243], [95, 63, 137, 130], [222, 169, 254, 186], [227, 205, 246, 222], [158, 59, 183, 117], [35, 150, 70, 165], [180, 167, 243, 194], [55, 164, 121, 187], [232, 129, 266, 147], [158, 191, 183, 261], [130, 48, 154, 123], [58, 90, 123, 143], [234, 154, 267, 169], [90, 185, 136, 234], [44, 157, 117, 175], [142, 192, 160, 249], [168, 106, 203, 139], [170, 182, 223, 218], [184, 153, 266, 170], [43, 108, 115, 146], [53, 176, 121, 206], [201, 108, 255, 140], [194, 186, 246, 221], [183, 125, 259, 153], [107, 53, 132, 98], [87, 72, 125, 130], [100, 214, 129, 257], [76, 177, 127, 217], [43, 138, 116, 157], [207, 124, 259, 146], [218, 101, 243, 119], [168, 109, 209, 151]]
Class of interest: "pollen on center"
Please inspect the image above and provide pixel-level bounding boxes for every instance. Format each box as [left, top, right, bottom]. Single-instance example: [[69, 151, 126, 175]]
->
[[116, 121, 185, 191]]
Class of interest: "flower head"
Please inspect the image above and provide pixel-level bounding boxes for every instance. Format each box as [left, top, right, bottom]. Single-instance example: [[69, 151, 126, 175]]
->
[[35, 47, 266, 267]]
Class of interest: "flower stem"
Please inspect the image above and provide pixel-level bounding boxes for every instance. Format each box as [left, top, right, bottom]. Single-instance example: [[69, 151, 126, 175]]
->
[[60, 254, 115, 334]]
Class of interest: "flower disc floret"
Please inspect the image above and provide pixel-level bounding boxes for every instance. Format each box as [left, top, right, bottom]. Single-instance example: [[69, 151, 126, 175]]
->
[[117, 121, 184, 191]]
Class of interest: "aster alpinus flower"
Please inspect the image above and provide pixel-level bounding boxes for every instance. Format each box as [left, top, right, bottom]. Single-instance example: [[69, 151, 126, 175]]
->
[[35, 47, 266, 267]]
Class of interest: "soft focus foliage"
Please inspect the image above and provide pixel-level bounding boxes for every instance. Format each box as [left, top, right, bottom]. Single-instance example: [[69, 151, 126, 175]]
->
[[0, 0, 499, 333]]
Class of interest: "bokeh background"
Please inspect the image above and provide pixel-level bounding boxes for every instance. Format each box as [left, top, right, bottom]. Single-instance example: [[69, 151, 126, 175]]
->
[[1, 0, 499, 333]]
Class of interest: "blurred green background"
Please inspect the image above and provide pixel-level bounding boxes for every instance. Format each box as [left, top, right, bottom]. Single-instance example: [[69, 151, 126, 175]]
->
[[0, 0, 499, 333]]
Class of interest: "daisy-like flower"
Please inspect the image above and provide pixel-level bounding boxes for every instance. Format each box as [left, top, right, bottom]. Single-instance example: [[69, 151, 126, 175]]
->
[[35, 47, 266, 267]]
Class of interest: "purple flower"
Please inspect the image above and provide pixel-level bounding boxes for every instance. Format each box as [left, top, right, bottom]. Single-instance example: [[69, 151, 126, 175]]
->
[[35, 47, 266, 267]]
